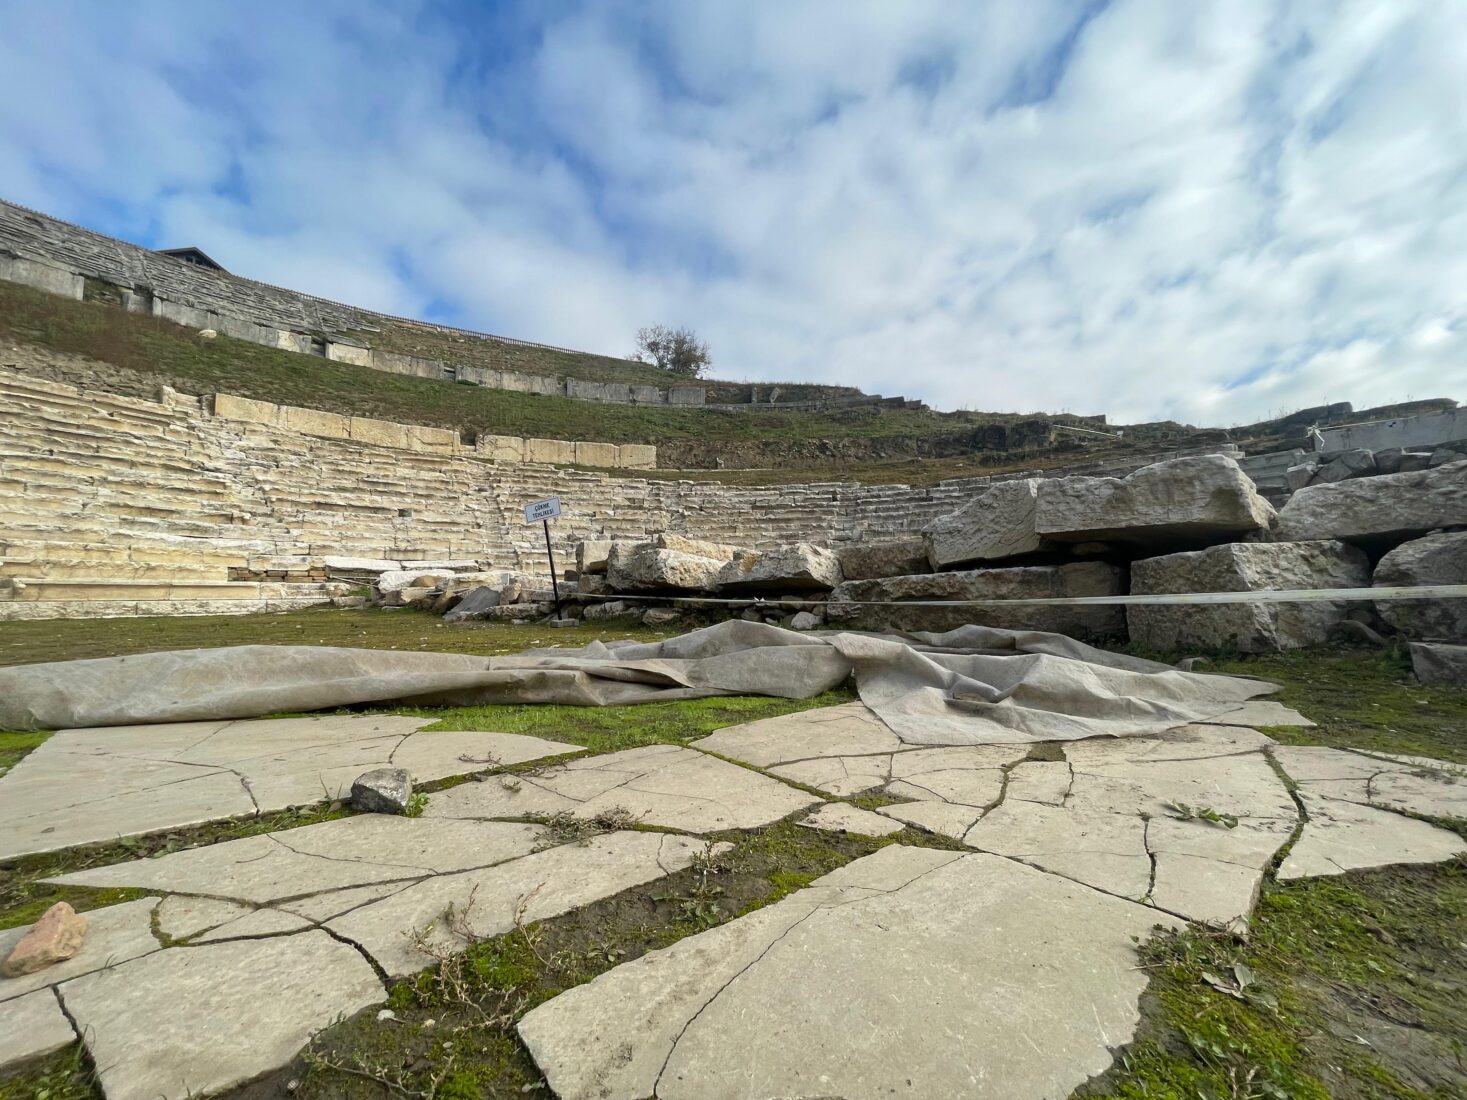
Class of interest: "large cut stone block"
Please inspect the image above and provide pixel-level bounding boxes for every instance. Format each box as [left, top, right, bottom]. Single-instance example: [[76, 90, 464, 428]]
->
[[212, 393, 283, 428], [925, 479, 1044, 567], [1034, 455, 1275, 547], [1410, 642, 1467, 686], [607, 545, 727, 593], [835, 538, 930, 581], [348, 416, 410, 449], [1373, 532, 1467, 641], [827, 562, 1125, 639], [716, 543, 843, 593], [573, 441, 619, 467], [477, 434, 525, 463], [282, 405, 350, 439], [1275, 459, 1467, 544], [617, 444, 657, 469], [525, 437, 575, 465], [1129, 541, 1370, 652]]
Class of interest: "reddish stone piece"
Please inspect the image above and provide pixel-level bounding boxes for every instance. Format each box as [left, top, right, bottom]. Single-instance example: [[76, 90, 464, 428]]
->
[[1, 902, 88, 977]]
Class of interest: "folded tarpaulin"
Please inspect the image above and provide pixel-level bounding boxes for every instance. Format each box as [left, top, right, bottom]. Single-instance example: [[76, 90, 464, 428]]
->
[[0, 620, 1275, 745]]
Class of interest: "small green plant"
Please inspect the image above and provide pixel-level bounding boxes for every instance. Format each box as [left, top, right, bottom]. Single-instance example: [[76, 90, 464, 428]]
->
[[405, 792, 429, 818], [1165, 801, 1240, 829]]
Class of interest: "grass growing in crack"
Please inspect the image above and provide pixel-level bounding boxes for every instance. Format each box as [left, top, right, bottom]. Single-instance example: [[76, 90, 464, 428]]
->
[[0, 802, 351, 931], [235, 820, 929, 1100]]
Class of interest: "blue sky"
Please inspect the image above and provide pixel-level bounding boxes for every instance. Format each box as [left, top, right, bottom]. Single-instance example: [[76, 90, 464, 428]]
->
[[1, 0, 1464, 425]]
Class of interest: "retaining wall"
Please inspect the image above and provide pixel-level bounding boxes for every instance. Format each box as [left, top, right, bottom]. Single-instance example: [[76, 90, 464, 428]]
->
[[0, 199, 706, 408]]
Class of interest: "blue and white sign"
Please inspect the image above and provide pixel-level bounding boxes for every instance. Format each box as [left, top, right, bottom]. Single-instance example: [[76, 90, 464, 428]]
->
[[523, 496, 562, 524]]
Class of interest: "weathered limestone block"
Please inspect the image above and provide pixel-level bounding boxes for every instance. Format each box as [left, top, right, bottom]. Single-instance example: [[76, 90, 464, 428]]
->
[[576, 540, 614, 575], [616, 444, 658, 469], [525, 438, 575, 465], [282, 405, 350, 439], [325, 341, 371, 367], [348, 416, 410, 449], [1374, 532, 1467, 641], [608, 545, 728, 593], [716, 544, 843, 593], [574, 441, 619, 467], [1410, 642, 1467, 686], [407, 424, 458, 453], [835, 538, 930, 581], [1276, 460, 1467, 544], [828, 562, 1125, 639], [0, 253, 83, 298], [1311, 448, 1375, 484], [924, 479, 1044, 568], [212, 393, 284, 428], [655, 534, 739, 561], [1034, 455, 1275, 546], [1129, 541, 1370, 653], [477, 434, 525, 463]]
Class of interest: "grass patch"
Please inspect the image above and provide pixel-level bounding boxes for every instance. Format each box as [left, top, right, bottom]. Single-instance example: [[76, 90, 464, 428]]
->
[[1083, 859, 1467, 1100], [1202, 646, 1467, 763], [0, 606, 679, 668]]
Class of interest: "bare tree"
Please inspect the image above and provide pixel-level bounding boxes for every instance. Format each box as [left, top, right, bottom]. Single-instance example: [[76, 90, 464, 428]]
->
[[632, 325, 711, 378]]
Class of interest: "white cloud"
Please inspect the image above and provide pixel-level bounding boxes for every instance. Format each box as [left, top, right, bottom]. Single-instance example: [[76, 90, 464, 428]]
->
[[0, 0, 1463, 424]]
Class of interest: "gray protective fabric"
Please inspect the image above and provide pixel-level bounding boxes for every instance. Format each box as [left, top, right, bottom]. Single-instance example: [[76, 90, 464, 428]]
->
[[0, 620, 1273, 744]]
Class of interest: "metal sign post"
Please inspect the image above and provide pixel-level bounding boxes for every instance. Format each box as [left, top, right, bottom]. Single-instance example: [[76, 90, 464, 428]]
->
[[523, 496, 563, 616]]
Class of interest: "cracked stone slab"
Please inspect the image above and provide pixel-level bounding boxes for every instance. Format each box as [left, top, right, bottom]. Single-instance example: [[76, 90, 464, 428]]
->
[[0, 989, 76, 1072], [1063, 724, 1276, 766], [1207, 700, 1314, 728], [689, 702, 902, 766], [0, 715, 578, 860], [1146, 817, 1296, 929], [517, 845, 1178, 1100], [965, 802, 1154, 901], [1278, 792, 1467, 880], [1005, 760, 1072, 805], [1273, 745, 1467, 820], [47, 818, 546, 905], [328, 832, 721, 977], [59, 930, 384, 1100], [1066, 752, 1298, 822], [192, 908, 315, 943], [155, 896, 254, 941], [425, 745, 819, 833], [0, 898, 161, 1003], [798, 802, 905, 837], [878, 798, 989, 839]]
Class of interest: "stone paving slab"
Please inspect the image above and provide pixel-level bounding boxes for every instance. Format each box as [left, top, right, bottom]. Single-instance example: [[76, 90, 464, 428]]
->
[[0, 989, 76, 1073], [48, 818, 547, 905], [518, 845, 1180, 1100], [328, 832, 724, 976], [425, 745, 820, 833], [0, 898, 161, 1003], [1279, 792, 1467, 879], [798, 802, 905, 837], [0, 715, 579, 860], [59, 931, 384, 1100], [155, 895, 254, 941]]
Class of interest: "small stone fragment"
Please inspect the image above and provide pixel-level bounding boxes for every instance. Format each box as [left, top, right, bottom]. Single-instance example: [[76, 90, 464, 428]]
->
[[351, 768, 413, 814], [0, 902, 88, 977]]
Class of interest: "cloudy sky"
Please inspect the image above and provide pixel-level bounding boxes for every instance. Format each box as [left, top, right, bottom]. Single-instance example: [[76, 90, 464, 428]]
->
[[2, 1, 1464, 425]]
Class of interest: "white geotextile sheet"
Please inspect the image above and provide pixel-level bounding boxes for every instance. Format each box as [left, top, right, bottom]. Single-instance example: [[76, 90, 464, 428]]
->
[[0, 620, 1274, 744]]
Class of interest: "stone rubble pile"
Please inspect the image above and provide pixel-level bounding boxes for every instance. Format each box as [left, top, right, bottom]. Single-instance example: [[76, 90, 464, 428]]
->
[[534, 453, 1466, 672]]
